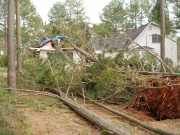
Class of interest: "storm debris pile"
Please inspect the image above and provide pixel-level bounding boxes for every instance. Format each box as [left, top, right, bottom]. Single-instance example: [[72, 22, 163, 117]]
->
[[132, 76, 180, 120]]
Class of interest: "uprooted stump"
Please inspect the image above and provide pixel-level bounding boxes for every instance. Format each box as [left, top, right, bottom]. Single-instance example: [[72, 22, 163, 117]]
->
[[132, 76, 180, 120]]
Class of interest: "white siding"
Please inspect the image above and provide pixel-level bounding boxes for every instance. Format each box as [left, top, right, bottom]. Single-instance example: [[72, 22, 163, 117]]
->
[[165, 38, 177, 64], [134, 24, 177, 65]]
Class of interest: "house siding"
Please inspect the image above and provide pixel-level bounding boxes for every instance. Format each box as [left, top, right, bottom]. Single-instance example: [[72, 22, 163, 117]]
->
[[134, 24, 177, 65]]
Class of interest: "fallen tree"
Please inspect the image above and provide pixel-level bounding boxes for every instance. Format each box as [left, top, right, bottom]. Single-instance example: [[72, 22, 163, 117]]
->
[[14, 88, 177, 135], [15, 88, 131, 135], [70, 44, 97, 62], [78, 93, 176, 135]]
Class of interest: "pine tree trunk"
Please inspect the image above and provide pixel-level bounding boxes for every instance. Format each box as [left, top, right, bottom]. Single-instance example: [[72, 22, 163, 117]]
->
[[160, 0, 165, 61], [4, 16, 7, 54], [7, 0, 16, 91], [16, 0, 22, 73]]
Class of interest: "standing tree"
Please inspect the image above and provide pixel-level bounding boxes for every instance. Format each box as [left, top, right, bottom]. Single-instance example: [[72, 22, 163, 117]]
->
[[93, 0, 152, 37], [0, 0, 8, 53], [174, 0, 180, 29], [20, 0, 44, 46], [101, 0, 127, 32], [93, 0, 128, 37], [160, 0, 165, 62], [151, 0, 173, 34], [48, 0, 89, 46], [16, 0, 22, 73], [7, 0, 16, 90], [128, 0, 140, 29]]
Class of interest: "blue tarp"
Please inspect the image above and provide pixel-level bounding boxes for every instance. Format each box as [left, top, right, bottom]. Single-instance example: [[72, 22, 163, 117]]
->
[[40, 35, 65, 47], [49, 35, 65, 41]]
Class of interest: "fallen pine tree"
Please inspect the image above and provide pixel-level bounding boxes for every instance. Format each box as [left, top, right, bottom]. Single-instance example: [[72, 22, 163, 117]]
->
[[14, 88, 132, 135], [14, 88, 177, 135]]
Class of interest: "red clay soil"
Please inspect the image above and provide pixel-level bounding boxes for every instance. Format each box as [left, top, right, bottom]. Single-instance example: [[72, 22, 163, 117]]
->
[[132, 76, 180, 120]]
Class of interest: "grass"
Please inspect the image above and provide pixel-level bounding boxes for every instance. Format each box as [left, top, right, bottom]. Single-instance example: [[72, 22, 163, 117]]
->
[[17, 94, 64, 112], [0, 67, 7, 88], [0, 89, 31, 135]]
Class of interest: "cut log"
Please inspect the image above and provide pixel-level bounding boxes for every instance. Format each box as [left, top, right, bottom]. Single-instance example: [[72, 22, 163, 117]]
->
[[77, 94, 177, 135], [58, 96, 131, 135], [10, 88, 177, 135], [138, 71, 180, 76], [15, 88, 131, 135]]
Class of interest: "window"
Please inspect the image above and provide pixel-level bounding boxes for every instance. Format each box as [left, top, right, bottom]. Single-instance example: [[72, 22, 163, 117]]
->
[[152, 34, 161, 43]]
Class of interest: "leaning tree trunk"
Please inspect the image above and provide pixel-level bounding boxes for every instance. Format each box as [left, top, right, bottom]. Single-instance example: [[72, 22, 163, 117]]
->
[[7, 0, 16, 91]]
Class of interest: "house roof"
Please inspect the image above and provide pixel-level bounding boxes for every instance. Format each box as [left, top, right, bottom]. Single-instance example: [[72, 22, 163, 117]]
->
[[126, 24, 148, 41], [90, 24, 150, 51], [90, 35, 130, 51], [90, 22, 177, 51]]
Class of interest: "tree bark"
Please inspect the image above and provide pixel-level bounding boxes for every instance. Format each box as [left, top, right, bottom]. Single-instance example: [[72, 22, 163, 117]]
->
[[71, 44, 97, 62], [160, 0, 165, 61], [7, 0, 16, 91], [16, 0, 22, 73], [4, 16, 8, 54]]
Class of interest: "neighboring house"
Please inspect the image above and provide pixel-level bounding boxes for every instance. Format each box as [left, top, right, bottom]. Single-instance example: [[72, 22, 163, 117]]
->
[[29, 37, 81, 63], [89, 34, 130, 58], [30, 38, 56, 60], [90, 22, 178, 65]]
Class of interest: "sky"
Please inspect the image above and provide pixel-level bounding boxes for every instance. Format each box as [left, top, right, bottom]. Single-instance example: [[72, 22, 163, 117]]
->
[[31, 0, 111, 24]]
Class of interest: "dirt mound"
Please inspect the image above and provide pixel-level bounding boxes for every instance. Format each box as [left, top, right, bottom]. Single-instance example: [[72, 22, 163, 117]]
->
[[132, 76, 180, 120]]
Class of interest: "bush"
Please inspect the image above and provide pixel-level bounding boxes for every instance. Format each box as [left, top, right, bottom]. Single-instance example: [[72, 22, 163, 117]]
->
[[20, 50, 160, 103], [20, 53, 84, 93], [83, 57, 137, 102], [83, 51, 160, 103]]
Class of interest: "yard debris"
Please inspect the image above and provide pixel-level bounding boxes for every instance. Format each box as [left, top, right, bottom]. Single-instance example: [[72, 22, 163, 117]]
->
[[132, 76, 180, 120]]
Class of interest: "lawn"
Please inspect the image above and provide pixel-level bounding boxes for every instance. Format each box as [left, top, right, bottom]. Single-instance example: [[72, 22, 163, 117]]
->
[[0, 89, 30, 135]]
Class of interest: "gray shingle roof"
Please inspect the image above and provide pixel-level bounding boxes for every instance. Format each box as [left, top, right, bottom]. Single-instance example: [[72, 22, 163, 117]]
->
[[90, 24, 148, 51], [126, 24, 148, 40]]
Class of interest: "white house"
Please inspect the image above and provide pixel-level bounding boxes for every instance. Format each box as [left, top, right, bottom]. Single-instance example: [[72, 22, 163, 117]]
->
[[90, 22, 178, 65], [129, 22, 177, 65]]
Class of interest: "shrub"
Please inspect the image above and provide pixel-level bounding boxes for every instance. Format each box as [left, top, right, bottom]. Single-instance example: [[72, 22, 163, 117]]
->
[[83, 57, 137, 102], [20, 53, 84, 93], [84, 51, 160, 103]]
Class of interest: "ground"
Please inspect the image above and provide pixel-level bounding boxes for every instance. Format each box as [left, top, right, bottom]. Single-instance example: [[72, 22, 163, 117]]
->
[[1, 87, 180, 135], [16, 93, 101, 135]]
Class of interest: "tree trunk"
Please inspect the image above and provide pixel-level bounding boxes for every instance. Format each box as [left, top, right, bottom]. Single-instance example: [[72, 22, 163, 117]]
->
[[71, 44, 97, 62], [160, 0, 165, 61], [4, 16, 8, 54], [16, 0, 22, 73], [7, 0, 16, 91]]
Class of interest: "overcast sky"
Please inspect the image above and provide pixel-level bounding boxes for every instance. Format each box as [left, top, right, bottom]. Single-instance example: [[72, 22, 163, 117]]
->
[[31, 0, 111, 24]]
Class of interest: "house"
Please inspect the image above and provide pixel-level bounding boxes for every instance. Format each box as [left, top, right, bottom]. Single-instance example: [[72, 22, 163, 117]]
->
[[29, 36, 81, 63], [90, 22, 178, 65], [29, 37, 56, 60], [89, 34, 130, 58]]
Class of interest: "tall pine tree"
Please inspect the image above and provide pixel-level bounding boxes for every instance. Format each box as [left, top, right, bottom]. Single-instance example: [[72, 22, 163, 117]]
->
[[151, 0, 173, 34]]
